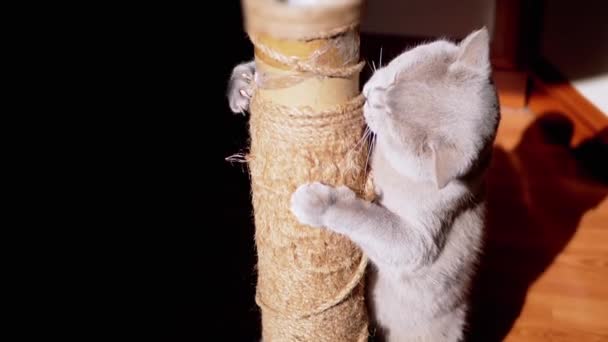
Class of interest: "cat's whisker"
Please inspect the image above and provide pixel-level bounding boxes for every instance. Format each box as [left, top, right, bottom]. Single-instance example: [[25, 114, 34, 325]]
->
[[359, 127, 370, 144], [371, 60, 377, 72], [353, 127, 371, 151], [379, 46, 383, 68], [349, 136, 367, 159], [364, 133, 376, 178], [353, 134, 365, 150], [358, 126, 370, 143]]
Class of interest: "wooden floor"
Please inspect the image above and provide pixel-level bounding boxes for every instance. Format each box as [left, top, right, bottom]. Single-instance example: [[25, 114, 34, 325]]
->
[[466, 89, 608, 341]]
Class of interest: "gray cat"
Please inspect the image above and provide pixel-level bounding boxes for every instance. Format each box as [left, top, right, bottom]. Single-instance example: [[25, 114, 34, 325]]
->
[[228, 28, 500, 342]]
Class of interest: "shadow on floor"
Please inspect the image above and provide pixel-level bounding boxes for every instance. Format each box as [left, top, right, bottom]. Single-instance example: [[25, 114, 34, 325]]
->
[[465, 113, 608, 341]]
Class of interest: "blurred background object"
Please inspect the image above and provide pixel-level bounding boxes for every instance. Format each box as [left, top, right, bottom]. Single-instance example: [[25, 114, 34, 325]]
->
[[360, 0, 607, 117]]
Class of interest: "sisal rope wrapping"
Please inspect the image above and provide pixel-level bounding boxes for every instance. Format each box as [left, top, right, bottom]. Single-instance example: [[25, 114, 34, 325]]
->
[[240, 0, 373, 340], [249, 34, 366, 78]]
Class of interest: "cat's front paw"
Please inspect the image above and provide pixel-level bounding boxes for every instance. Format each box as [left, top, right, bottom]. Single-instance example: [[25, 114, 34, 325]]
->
[[290, 182, 336, 228], [228, 61, 256, 114], [290, 182, 356, 228]]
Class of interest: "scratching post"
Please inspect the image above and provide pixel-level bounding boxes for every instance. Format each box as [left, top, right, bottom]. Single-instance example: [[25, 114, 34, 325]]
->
[[241, 0, 371, 340]]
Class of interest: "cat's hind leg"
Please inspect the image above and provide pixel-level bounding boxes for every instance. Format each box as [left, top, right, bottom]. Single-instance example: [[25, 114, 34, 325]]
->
[[385, 306, 466, 342], [418, 307, 467, 342]]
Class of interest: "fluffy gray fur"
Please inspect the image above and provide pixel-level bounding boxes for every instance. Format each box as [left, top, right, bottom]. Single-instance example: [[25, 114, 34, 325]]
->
[[227, 28, 500, 342]]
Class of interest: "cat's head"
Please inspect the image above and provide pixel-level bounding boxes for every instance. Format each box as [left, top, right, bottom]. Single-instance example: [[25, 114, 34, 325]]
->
[[363, 27, 499, 189]]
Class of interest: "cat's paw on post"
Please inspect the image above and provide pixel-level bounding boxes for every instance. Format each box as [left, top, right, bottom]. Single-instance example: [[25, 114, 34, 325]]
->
[[333, 184, 357, 201], [290, 182, 337, 228], [228, 61, 256, 114], [290, 182, 356, 228]]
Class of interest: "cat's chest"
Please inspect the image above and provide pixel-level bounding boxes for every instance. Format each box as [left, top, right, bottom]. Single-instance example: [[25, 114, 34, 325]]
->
[[372, 165, 432, 219]]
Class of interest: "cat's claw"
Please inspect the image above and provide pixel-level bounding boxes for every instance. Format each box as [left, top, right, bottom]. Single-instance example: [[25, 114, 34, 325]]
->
[[239, 89, 252, 99]]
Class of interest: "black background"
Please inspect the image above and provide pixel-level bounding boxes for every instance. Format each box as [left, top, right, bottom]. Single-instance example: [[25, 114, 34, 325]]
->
[[167, 2, 261, 341]]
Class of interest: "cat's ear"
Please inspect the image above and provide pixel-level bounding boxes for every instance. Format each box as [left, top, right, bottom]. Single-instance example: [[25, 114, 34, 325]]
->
[[429, 143, 460, 189], [455, 27, 490, 71]]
